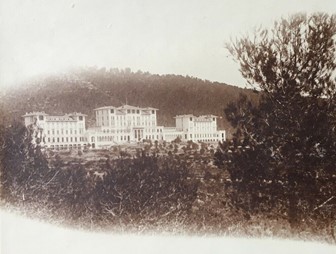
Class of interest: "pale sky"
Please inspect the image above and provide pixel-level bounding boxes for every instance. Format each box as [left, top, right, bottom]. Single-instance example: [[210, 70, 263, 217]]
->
[[0, 0, 335, 90]]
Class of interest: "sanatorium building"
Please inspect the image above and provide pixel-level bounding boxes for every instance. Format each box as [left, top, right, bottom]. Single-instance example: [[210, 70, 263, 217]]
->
[[23, 105, 226, 150]]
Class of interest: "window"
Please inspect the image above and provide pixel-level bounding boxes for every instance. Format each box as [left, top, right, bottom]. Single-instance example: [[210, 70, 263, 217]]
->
[[75, 137, 77, 142], [79, 116, 83, 121], [127, 109, 130, 114], [152, 110, 155, 114], [190, 117, 192, 121], [39, 115, 44, 120], [137, 110, 140, 114], [110, 109, 114, 113], [57, 137, 60, 142]]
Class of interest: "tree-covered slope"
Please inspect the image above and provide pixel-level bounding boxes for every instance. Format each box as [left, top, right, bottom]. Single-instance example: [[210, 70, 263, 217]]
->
[[1, 67, 258, 134]]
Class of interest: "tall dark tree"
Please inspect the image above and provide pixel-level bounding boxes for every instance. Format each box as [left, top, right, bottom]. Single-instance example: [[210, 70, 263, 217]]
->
[[215, 13, 336, 231], [0, 121, 49, 203]]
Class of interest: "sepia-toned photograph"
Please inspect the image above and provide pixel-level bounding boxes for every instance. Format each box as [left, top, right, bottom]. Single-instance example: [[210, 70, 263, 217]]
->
[[0, 0, 336, 253]]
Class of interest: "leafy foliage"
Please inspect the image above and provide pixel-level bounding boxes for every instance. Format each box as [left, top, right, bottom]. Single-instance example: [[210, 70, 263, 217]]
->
[[1, 122, 335, 240], [215, 13, 336, 231], [0, 121, 49, 203], [0, 122, 199, 227]]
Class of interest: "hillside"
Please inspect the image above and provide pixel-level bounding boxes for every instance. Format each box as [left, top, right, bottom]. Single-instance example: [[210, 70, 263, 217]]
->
[[0, 67, 258, 135]]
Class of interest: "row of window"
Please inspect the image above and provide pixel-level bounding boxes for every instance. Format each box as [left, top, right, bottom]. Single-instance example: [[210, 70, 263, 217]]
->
[[97, 109, 155, 115], [191, 127, 216, 132], [164, 134, 180, 138], [145, 135, 160, 140], [45, 122, 84, 127], [193, 123, 216, 127], [46, 129, 84, 135], [47, 137, 87, 143], [98, 115, 155, 122], [98, 118, 156, 127], [94, 134, 162, 143], [190, 117, 216, 122], [108, 121, 156, 127], [101, 128, 162, 134], [190, 133, 220, 139], [49, 144, 84, 150], [103, 129, 130, 134], [96, 135, 130, 142], [195, 139, 223, 142]]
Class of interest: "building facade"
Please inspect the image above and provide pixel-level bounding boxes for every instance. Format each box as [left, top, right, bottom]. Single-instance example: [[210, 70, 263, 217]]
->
[[175, 114, 226, 143], [85, 105, 164, 148], [23, 105, 226, 150], [23, 112, 88, 150]]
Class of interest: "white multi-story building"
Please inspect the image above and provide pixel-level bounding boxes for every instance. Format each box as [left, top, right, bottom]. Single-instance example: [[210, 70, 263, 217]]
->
[[23, 112, 88, 150], [23, 105, 226, 150], [85, 105, 164, 148], [175, 114, 226, 143]]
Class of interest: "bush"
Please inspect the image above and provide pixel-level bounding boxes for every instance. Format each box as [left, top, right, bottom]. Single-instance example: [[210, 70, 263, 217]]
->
[[0, 123, 199, 227], [172, 136, 181, 144]]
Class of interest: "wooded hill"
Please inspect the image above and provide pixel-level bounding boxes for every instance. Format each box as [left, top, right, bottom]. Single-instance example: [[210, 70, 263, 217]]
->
[[1, 67, 258, 135]]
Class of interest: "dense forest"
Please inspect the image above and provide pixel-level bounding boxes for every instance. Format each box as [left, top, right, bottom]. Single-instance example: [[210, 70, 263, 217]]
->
[[0, 67, 258, 134]]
